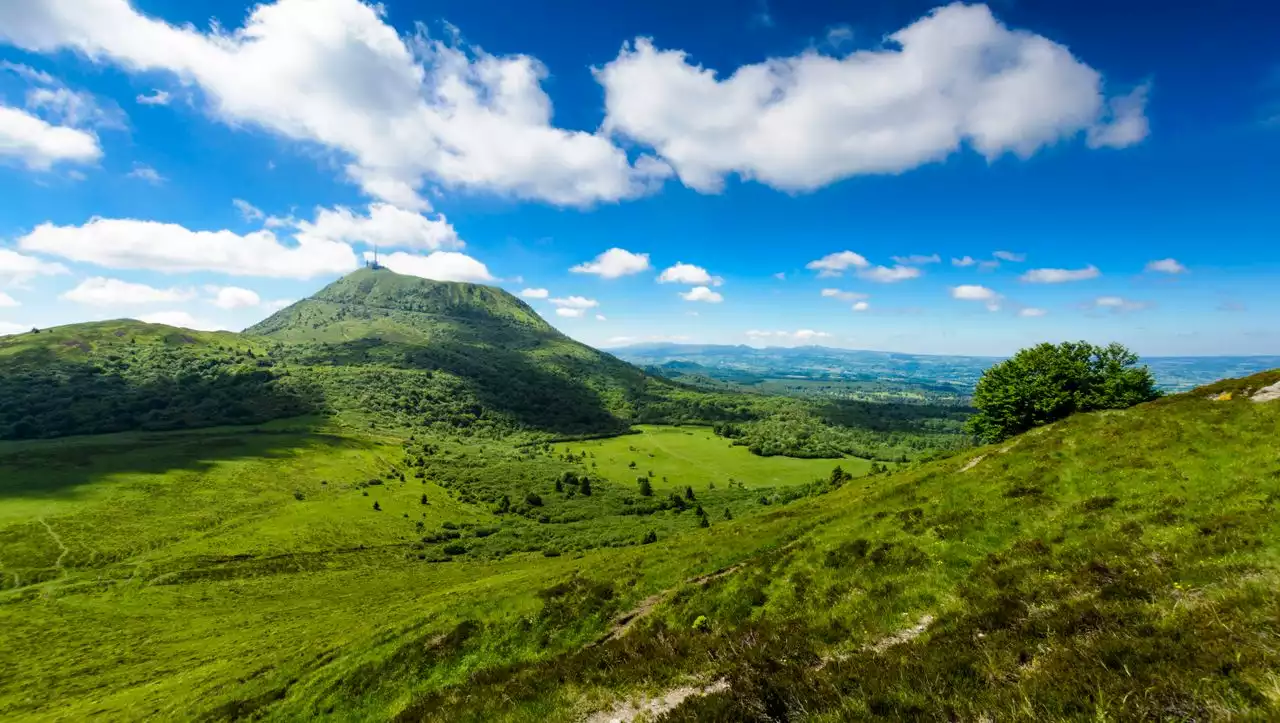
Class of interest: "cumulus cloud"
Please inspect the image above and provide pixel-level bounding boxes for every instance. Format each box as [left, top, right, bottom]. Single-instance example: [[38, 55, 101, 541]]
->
[[595, 314, 606, 321], [1020, 265, 1100, 283], [0, 61, 54, 85], [550, 295, 599, 309], [372, 250, 494, 282], [136, 89, 171, 106], [657, 262, 722, 286], [993, 250, 1025, 262], [1092, 296, 1147, 313], [555, 307, 585, 318], [820, 288, 868, 301], [520, 288, 549, 299], [20, 217, 358, 279], [891, 254, 940, 265], [0, 248, 69, 285], [806, 250, 867, 277], [0, 0, 669, 207], [0, 103, 102, 169], [136, 310, 228, 331], [297, 203, 461, 251], [951, 284, 1002, 311], [1086, 84, 1150, 149], [571, 247, 650, 278], [0, 321, 30, 335], [0, 291, 19, 307], [25, 85, 125, 130], [1018, 307, 1046, 317], [208, 286, 262, 310], [1145, 258, 1186, 274], [680, 285, 723, 303], [62, 277, 195, 305], [597, 3, 1147, 194], [852, 300, 869, 312], [126, 163, 165, 184], [858, 265, 921, 283], [951, 256, 977, 267]]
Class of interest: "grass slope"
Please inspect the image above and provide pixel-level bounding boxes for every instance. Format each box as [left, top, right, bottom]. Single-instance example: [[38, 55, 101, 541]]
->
[[1, 372, 1277, 720]]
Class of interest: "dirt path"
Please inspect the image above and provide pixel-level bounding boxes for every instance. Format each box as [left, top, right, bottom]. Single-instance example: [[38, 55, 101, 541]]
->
[[594, 564, 745, 647], [584, 680, 729, 723], [38, 517, 70, 573]]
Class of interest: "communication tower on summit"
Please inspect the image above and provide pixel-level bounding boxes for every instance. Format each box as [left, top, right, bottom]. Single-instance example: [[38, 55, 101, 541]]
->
[[367, 243, 383, 270]]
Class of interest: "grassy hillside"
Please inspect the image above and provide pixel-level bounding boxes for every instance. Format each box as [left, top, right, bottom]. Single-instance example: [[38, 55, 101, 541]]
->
[[0, 270, 969, 461], [1, 371, 1277, 720]]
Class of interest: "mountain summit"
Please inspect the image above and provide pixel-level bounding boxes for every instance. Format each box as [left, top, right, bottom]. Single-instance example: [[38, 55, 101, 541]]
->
[[246, 267, 554, 343]]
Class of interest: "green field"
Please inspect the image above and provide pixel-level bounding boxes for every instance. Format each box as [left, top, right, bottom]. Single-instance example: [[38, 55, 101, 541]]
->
[[556, 425, 870, 492]]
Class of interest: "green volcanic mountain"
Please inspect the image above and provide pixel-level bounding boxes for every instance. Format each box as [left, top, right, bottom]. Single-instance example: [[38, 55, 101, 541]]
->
[[0, 269, 967, 461]]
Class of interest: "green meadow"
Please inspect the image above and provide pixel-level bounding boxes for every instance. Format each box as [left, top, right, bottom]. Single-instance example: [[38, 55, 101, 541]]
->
[[554, 424, 871, 492]]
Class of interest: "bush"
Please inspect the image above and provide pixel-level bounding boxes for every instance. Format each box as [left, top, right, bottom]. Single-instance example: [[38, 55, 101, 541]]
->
[[967, 341, 1160, 442], [442, 543, 467, 555], [525, 491, 543, 507], [642, 530, 658, 545], [637, 477, 653, 496]]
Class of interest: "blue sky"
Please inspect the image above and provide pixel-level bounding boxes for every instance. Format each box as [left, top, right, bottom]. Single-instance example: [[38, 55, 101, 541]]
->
[[0, 0, 1276, 356]]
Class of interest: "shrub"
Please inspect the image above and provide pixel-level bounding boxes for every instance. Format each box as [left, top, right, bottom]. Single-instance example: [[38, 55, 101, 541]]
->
[[642, 530, 658, 545], [967, 341, 1160, 442], [638, 477, 653, 496], [442, 543, 467, 555]]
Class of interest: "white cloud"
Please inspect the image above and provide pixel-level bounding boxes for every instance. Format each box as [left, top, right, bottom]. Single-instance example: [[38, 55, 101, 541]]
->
[[680, 285, 723, 303], [951, 256, 977, 267], [550, 295, 599, 309], [1092, 296, 1148, 313], [25, 85, 125, 129], [136, 310, 227, 331], [555, 307, 585, 318], [951, 284, 998, 301], [233, 198, 265, 222], [772, 272, 786, 280], [657, 262, 723, 286], [607, 335, 635, 344], [993, 250, 1025, 262], [978, 260, 1000, 271], [0, 321, 29, 335], [0, 291, 18, 307], [136, 89, 171, 106], [890, 254, 940, 265], [0, 248, 69, 285], [62, 277, 195, 305], [571, 247, 650, 278], [372, 250, 494, 283], [1018, 307, 1046, 317], [805, 250, 867, 277], [597, 4, 1146, 193], [126, 163, 165, 184], [852, 300, 869, 312], [1145, 258, 1186, 274], [0, 103, 102, 169], [262, 298, 294, 312], [951, 284, 1002, 311], [1020, 265, 1100, 283], [298, 203, 461, 251], [208, 286, 262, 310], [793, 329, 831, 341], [746, 329, 830, 341], [858, 265, 921, 283], [20, 217, 358, 279], [1, 61, 55, 85], [821, 288, 868, 301], [595, 314, 606, 321], [1087, 84, 1150, 149], [0, 0, 668, 207], [520, 288, 549, 299]]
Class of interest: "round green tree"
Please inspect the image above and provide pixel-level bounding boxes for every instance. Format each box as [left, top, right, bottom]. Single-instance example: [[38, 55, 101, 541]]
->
[[967, 341, 1160, 442]]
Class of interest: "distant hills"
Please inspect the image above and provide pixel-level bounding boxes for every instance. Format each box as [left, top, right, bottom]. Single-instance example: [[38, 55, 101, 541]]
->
[[611, 342, 1280, 393], [0, 269, 968, 460]]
